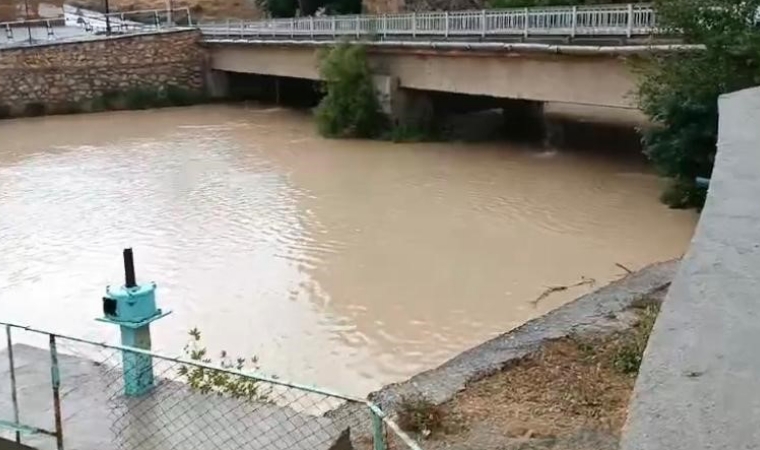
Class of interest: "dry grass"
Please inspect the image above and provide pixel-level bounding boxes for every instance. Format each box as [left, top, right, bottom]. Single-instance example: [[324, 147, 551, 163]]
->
[[405, 303, 663, 449]]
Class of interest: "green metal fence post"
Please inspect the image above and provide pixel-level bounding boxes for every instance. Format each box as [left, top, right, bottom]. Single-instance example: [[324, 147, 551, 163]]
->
[[49, 335, 64, 450], [370, 407, 387, 450]]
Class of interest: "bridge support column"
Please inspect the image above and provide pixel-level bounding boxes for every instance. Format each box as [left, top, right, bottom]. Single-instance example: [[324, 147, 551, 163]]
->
[[501, 99, 545, 142], [205, 69, 230, 99], [373, 75, 436, 131]]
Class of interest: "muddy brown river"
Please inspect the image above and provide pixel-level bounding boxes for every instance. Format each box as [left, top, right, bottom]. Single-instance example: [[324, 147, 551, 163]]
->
[[0, 105, 696, 396]]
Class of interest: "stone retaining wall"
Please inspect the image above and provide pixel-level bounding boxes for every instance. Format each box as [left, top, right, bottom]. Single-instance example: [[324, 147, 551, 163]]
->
[[0, 29, 206, 117]]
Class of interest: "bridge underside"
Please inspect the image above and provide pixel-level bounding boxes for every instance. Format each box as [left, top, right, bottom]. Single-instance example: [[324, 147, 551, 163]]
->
[[208, 43, 639, 110]]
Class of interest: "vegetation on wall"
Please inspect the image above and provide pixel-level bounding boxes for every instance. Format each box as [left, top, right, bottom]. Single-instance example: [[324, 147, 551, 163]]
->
[[487, 0, 622, 9], [637, 0, 760, 208], [314, 43, 386, 138], [256, 0, 360, 18]]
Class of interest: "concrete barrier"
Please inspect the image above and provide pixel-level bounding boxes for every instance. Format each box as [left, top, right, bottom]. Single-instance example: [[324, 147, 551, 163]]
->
[[620, 86, 760, 450]]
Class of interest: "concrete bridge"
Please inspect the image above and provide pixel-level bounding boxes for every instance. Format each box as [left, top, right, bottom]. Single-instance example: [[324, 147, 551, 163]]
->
[[197, 4, 697, 126], [1, 3, 699, 126]]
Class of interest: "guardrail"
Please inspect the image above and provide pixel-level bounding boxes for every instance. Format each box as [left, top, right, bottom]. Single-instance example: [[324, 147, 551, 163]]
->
[[1, 321, 422, 450], [0, 7, 191, 46], [199, 3, 658, 40]]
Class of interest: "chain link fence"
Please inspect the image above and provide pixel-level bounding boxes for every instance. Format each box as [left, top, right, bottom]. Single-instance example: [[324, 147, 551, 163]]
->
[[0, 322, 423, 450]]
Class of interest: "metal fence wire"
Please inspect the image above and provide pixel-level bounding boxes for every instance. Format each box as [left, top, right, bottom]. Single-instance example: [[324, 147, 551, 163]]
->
[[0, 323, 423, 450]]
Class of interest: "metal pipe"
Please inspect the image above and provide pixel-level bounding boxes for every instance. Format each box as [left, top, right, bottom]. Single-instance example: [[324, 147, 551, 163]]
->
[[5, 326, 20, 444], [123, 248, 136, 288]]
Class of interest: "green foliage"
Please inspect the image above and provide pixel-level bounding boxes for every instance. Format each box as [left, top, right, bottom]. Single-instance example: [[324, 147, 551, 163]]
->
[[637, 0, 760, 208], [315, 43, 386, 138], [384, 123, 439, 142], [487, 0, 611, 9], [613, 305, 659, 375], [396, 396, 446, 437], [178, 328, 270, 402], [23, 102, 46, 117]]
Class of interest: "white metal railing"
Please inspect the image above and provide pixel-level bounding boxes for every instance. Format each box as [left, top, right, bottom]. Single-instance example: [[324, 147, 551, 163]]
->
[[199, 3, 658, 40], [0, 6, 192, 47]]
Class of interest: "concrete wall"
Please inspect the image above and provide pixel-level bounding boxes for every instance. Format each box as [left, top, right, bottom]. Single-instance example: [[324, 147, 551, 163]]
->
[[620, 86, 760, 450], [0, 30, 206, 117], [208, 44, 639, 109]]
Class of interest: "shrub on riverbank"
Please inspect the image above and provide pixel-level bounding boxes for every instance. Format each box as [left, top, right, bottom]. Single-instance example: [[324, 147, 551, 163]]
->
[[637, 0, 760, 208], [315, 43, 386, 138]]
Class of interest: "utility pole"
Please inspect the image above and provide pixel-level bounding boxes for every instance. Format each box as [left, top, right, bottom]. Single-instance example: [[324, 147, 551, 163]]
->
[[104, 0, 111, 34], [24, 0, 32, 44]]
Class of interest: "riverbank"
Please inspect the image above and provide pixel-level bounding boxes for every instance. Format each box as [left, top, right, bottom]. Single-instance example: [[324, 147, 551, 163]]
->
[[338, 260, 677, 448]]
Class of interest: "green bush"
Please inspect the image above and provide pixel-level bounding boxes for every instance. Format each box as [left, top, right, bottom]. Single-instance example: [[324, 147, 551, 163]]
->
[[637, 0, 760, 208], [178, 328, 270, 402], [315, 43, 386, 138]]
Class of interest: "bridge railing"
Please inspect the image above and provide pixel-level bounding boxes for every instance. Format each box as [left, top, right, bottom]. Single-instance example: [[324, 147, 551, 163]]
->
[[199, 3, 658, 40], [0, 6, 192, 47]]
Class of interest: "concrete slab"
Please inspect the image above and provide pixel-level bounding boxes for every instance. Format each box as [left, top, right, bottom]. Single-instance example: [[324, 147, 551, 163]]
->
[[0, 345, 347, 450], [620, 87, 760, 449]]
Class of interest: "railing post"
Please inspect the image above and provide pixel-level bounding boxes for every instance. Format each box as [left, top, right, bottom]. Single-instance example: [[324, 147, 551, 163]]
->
[[570, 5, 576, 38], [444, 11, 449, 38], [49, 335, 64, 450], [310, 16, 314, 38], [187, 7, 193, 27], [370, 407, 387, 450], [4, 24, 12, 42], [226, 18, 231, 38], [291, 17, 295, 38], [481, 9, 486, 38], [382, 14, 387, 39], [240, 19, 244, 38], [523, 7, 528, 38], [6, 326, 20, 444], [355, 15, 360, 38], [626, 3, 634, 37], [412, 12, 416, 38]]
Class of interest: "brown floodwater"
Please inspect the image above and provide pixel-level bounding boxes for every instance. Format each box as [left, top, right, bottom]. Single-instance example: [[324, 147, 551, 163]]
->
[[0, 104, 696, 396]]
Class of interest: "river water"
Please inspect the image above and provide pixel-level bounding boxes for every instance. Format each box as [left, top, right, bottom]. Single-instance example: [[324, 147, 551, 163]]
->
[[0, 105, 696, 396]]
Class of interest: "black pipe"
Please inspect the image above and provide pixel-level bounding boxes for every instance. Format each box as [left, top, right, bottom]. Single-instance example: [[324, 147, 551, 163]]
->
[[123, 248, 136, 288]]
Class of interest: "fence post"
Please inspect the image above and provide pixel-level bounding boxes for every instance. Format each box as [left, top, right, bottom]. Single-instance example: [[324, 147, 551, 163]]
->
[[355, 15, 360, 37], [570, 5, 576, 38], [291, 17, 295, 38], [226, 18, 230, 37], [187, 7, 193, 27], [331, 15, 336, 37], [310, 16, 314, 38], [626, 3, 634, 37], [412, 12, 416, 38], [5, 326, 20, 444], [370, 407, 387, 450], [481, 9, 486, 37], [444, 11, 449, 38], [49, 335, 64, 450], [523, 7, 528, 38], [4, 24, 12, 42], [382, 14, 387, 39], [240, 20, 244, 38]]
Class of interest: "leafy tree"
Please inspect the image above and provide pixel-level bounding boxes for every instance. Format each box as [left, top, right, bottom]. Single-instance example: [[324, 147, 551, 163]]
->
[[315, 43, 386, 138], [178, 328, 270, 401], [637, 0, 760, 208]]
